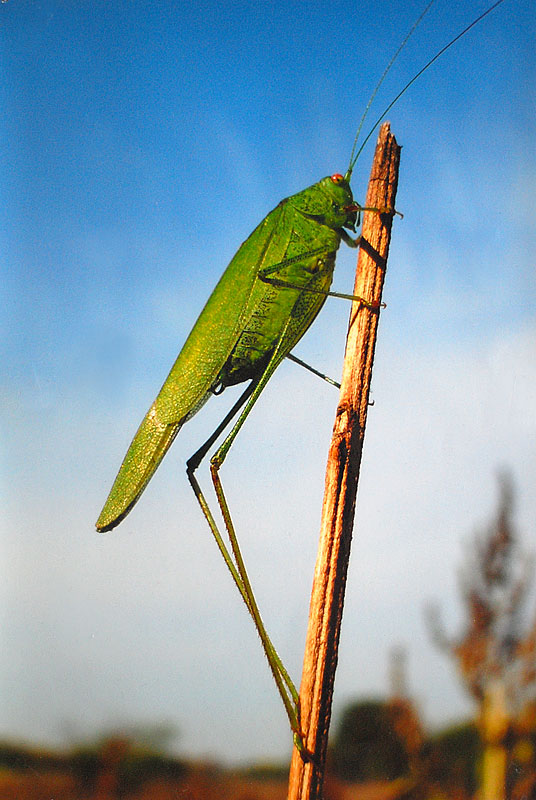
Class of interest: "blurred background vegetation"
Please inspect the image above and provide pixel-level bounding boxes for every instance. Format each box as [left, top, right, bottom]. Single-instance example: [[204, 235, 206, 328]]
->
[[2, 473, 535, 798]]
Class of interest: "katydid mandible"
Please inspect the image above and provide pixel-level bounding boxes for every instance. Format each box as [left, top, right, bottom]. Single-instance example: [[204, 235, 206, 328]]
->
[[96, 0, 507, 754]]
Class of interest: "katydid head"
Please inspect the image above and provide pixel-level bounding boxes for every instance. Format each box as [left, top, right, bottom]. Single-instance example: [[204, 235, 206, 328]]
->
[[326, 173, 357, 230], [293, 173, 358, 232], [288, 172, 357, 232]]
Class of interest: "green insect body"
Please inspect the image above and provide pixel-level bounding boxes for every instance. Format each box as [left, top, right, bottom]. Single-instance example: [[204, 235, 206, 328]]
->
[[96, 174, 357, 532]]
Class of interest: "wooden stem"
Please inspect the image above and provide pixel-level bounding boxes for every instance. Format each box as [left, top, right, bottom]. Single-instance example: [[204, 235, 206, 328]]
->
[[287, 122, 401, 800]]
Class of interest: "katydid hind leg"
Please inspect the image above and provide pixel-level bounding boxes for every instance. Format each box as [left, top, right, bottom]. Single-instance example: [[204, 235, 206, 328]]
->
[[185, 379, 302, 738], [205, 318, 319, 721], [188, 468, 303, 743], [186, 381, 256, 475], [186, 380, 257, 609]]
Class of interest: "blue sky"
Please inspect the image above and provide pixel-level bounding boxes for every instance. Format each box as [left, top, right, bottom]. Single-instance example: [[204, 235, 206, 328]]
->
[[2, 0, 535, 765]]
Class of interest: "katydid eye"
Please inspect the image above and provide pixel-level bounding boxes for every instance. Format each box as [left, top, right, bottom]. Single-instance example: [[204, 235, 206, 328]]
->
[[331, 173, 344, 183]]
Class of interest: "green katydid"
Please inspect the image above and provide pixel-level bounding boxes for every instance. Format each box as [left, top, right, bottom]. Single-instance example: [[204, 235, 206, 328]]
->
[[97, 0, 507, 753]]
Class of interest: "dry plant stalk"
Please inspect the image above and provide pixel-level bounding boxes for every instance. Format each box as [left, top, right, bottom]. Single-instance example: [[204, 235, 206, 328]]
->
[[287, 122, 401, 800]]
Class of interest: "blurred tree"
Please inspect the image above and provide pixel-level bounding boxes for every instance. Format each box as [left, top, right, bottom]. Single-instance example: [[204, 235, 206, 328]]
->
[[427, 472, 536, 800], [388, 647, 425, 778], [330, 699, 409, 781], [425, 721, 481, 798], [387, 647, 427, 798], [67, 723, 186, 796], [93, 736, 128, 800]]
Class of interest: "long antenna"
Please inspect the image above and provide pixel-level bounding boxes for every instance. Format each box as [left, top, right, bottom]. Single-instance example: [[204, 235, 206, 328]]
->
[[346, 0, 436, 179], [346, 0, 507, 179]]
